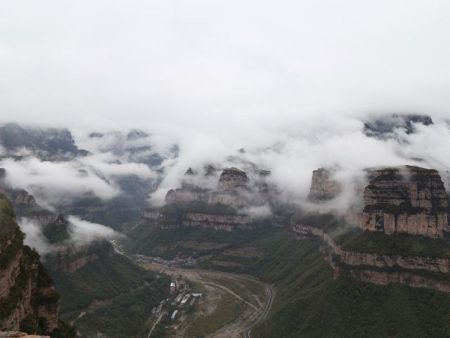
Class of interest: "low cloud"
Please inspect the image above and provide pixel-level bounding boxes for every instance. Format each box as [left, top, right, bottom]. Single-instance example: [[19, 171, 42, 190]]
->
[[68, 216, 121, 245], [20, 217, 53, 256], [149, 113, 450, 215], [1, 157, 119, 208], [18, 216, 122, 256]]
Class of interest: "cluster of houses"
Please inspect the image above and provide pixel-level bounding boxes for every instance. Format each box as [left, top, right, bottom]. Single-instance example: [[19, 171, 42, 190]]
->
[[151, 277, 203, 329]]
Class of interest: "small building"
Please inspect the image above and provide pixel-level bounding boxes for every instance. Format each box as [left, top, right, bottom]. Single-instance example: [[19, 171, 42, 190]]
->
[[171, 310, 179, 320], [170, 282, 177, 294], [181, 294, 191, 305], [175, 294, 183, 303]]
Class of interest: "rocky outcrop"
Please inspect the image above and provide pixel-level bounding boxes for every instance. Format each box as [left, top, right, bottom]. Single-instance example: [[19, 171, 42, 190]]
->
[[165, 186, 209, 204], [165, 166, 270, 210], [217, 168, 249, 192], [142, 210, 252, 231], [0, 194, 59, 334], [361, 166, 448, 238], [207, 191, 249, 209], [153, 166, 273, 231], [45, 241, 114, 274], [1, 191, 36, 210], [308, 168, 342, 201], [338, 249, 450, 274], [181, 213, 251, 231], [292, 224, 450, 293], [347, 268, 450, 293]]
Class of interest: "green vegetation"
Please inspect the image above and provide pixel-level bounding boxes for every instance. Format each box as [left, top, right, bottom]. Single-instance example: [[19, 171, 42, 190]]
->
[[187, 293, 241, 337], [50, 252, 169, 337], [255, 274, 450, 338], [337, 229, 450, 259], [0, 193, 19, 248], [51, 320, 77, 338], [0, 252, 31, 319], [42, 219, 70, 244], [51, 253, 165, 316], [292, 211, 350, 232], [129, 220, 450, 337], [127, 220, 272, 258], [75, 281, 168, 338], [161, 201, 237, 216], [0, 193, 74, 337]]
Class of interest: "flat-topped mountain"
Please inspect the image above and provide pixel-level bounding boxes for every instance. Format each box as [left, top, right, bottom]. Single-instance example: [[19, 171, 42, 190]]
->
[[308, 168, 342, 201], [217, 167, 249, 191], [298, 165, 450, 293], [166, 166, 270, 209], [361, 166, 448, 238]]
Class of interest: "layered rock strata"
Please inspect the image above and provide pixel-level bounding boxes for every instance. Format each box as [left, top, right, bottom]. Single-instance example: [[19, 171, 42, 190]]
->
[[142, 210, 251, 231], [308, 168, 342, 201], [45, 241, 114, 274], [293, 224, 450, 293], [165, 166, 269, 209], [361, 166, 448, 238], [0, 195, 59, 334]]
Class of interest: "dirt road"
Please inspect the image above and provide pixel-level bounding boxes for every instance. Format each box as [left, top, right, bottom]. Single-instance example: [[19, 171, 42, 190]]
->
[[141, 262, 274, 338]]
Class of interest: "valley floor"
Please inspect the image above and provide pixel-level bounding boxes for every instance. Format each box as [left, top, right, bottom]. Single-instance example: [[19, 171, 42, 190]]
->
[[140, 260, 274, 338]]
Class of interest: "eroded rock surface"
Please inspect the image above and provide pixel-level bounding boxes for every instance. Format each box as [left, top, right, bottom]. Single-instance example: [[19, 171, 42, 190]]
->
[[361, 166, 448, 238], [0, 195, 59, 334]]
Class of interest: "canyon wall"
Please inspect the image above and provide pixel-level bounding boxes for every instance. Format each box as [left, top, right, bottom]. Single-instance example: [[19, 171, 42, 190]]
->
[[292, 224, 450, 293], [46, 240, 115, 274], [0, 194, 59, 334], [361, 166, 448, 238], [142, 210, 252, 231], [308, 168, 342, 201], [307, 165, 449, 238]]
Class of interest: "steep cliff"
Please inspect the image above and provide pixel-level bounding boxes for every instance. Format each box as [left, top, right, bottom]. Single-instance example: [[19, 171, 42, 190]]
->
[[45, 240, 114, 274], [361, 166, 448, 238], [217, 167, 249, 191], [142, 201, 251, 231], [308, 168, 342, 201], [0, 194, 60, 335], [165, 166, 270, 208], [292, 223, 450, 293]]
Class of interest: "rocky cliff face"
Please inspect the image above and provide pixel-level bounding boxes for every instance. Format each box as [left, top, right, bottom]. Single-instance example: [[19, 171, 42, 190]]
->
[[46, 240, 114, 273], [293, 224, 450, 293], [0, 194, 59, 335], [165, 186, 209, 204], [308, 168, 342, 201], [217, 168, 249, 191], [181, 212, 251, 231], [142, 210, 252, 231], [361, 166, 448, 238], [165, 166, 269, 209]]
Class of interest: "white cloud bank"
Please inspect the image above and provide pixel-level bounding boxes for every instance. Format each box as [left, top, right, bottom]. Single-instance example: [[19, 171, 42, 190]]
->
[[1, 1, 450, 209], [19, 216, 121, 255]]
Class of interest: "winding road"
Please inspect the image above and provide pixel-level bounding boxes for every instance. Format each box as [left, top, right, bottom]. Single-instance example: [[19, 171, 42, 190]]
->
[[141, 262, 275, 338]]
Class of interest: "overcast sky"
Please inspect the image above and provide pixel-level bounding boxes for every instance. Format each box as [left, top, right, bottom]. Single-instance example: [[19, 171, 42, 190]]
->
[[1, 0, 450, 232], [1, 0, 450, 132]]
